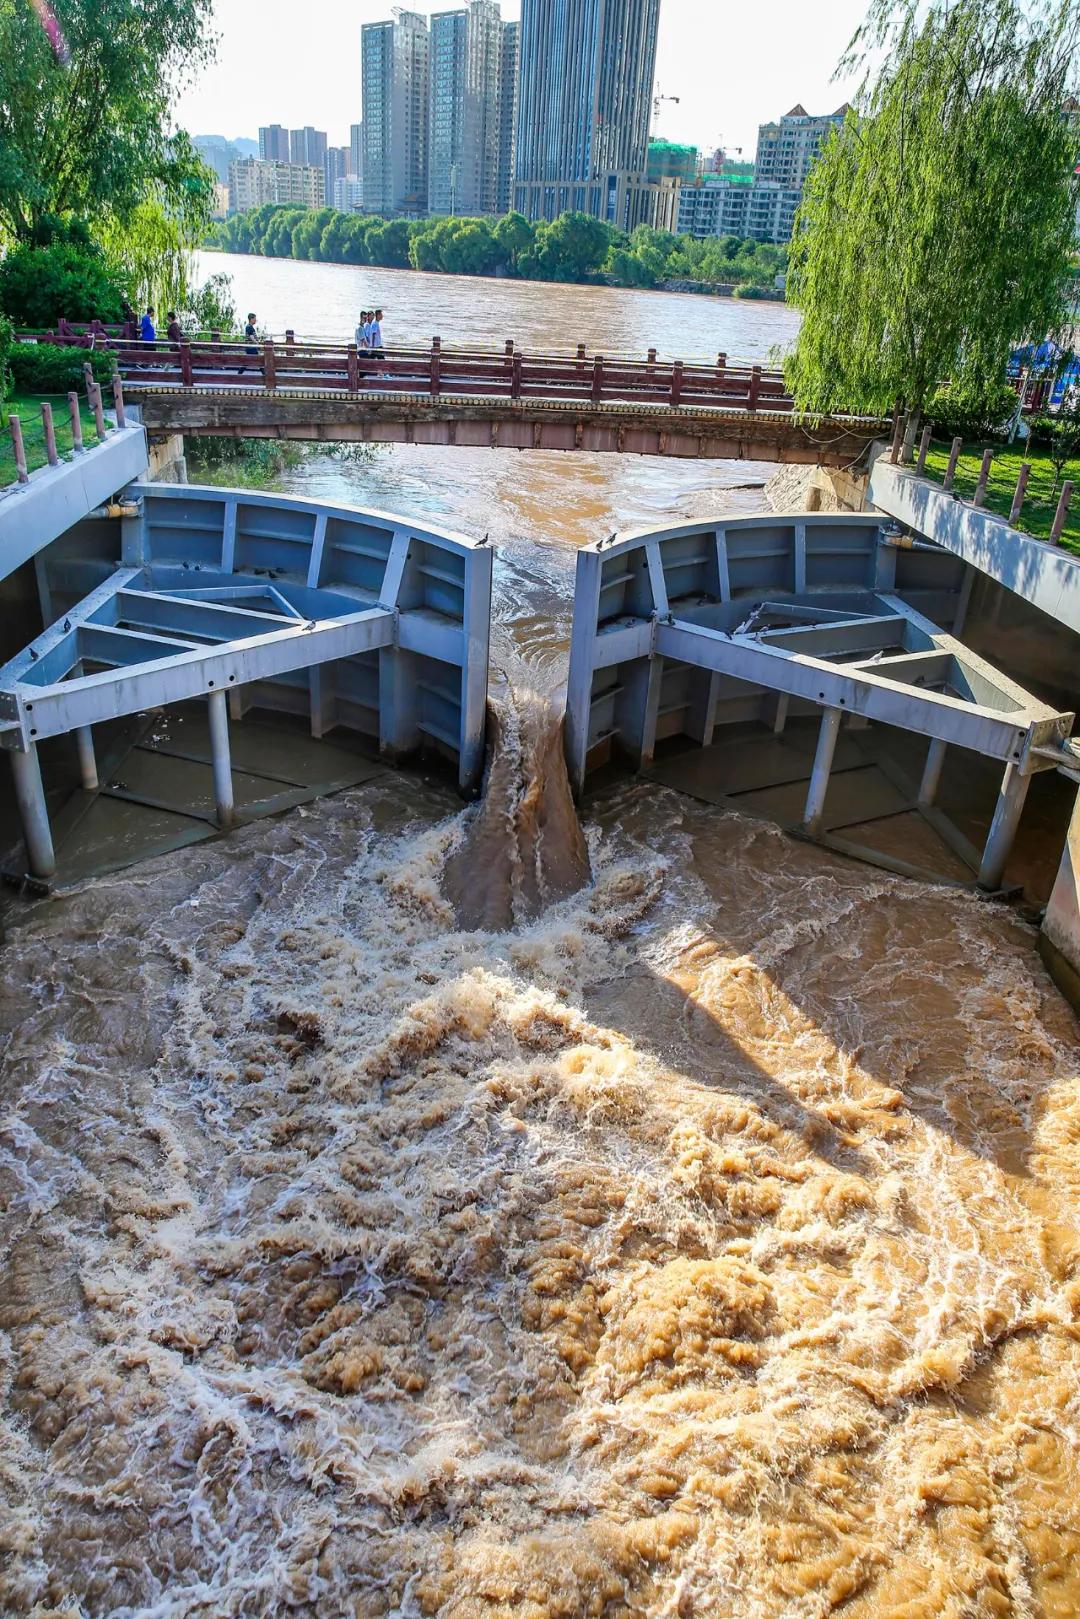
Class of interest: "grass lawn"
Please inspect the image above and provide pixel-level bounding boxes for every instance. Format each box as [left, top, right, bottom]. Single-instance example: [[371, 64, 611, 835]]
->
[[1, 391, 103, 488], [922, 439, 1080, 556]]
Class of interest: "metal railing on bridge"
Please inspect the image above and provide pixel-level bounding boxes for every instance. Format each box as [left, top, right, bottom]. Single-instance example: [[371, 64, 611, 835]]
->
[[17, 330, 798, 414]]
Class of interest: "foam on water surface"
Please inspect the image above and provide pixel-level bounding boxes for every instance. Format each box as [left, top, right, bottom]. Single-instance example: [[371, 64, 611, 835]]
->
[[1, 743, 1079, 1618]]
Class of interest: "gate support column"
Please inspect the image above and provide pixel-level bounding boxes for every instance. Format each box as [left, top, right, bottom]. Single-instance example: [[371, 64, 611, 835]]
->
[[75, 726, 98, 792], [802, 706, 843, 837], [918, 738, 947, 807], [208, 689, 235, 828], [978, 761, 1030, 891], [11, 744, 56, 879]]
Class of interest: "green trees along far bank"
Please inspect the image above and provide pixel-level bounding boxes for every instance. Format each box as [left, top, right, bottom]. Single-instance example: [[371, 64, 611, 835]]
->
[[786, 0, 1080, 427], [207, 207, 787, 293]]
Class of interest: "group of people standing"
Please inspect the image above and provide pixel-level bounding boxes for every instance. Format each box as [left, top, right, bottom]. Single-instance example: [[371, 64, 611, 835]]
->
[[354, 309, 383, 352]]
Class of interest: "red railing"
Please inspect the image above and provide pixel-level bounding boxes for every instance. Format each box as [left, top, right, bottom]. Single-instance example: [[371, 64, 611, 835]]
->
[[17, 330, 798, 414]]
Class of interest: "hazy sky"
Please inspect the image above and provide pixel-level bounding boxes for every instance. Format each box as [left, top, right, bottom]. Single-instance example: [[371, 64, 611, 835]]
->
[[174, 0, 869, 155]]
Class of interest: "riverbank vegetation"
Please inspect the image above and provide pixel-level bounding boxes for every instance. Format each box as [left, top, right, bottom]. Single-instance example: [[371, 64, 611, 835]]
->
[[186, 435, 379, 489], [787, 0, 1080, 438], [0, 0, 219, 339], [0, 392, 99, 485], [921, 437, 1080, 553], [207, 207, 786, 293]]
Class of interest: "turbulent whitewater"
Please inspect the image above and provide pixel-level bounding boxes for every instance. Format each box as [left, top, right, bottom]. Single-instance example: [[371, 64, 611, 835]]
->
[[2, 730, 1079, 1617]]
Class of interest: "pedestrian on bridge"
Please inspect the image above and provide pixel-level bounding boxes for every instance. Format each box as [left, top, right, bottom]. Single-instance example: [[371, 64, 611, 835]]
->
[[140, 307, 156, 344], [370, 309, 383, 352], [166, 312, 183, 347], [239, 312, 258, 375]]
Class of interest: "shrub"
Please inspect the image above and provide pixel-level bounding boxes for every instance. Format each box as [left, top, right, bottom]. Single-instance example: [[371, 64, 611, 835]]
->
[[7, 342, 116, 394], [0, 242, 127, 329], [925, 380, 1018, 438]]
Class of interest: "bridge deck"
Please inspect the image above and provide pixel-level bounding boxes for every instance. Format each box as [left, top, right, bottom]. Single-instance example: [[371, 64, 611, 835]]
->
[[21, 332, 887, 466]]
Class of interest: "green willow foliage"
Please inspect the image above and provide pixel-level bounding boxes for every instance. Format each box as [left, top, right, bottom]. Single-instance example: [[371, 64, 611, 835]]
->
[[0, 0, 216, 245], [208, 207, 786, 292], [787, 0, 1080, 418]]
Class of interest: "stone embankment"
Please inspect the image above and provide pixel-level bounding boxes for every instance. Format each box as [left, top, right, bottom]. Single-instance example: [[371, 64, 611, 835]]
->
[[766, 463, 870, 514]]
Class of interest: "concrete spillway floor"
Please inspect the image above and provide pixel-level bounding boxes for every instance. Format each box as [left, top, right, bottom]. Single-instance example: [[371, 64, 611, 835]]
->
[[643, 718, 1075, 905], [0, 705, 390, 891]]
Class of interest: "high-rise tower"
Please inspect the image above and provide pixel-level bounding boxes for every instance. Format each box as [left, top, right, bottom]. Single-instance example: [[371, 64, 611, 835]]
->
[[362, 10, 431, 217], [514, 0, 661, 228], [428, 0, 504, 217]]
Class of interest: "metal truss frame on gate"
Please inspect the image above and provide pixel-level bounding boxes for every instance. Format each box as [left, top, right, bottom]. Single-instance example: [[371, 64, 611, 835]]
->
[[0, 483, 492, 881], [564, 514, 1076, 890]]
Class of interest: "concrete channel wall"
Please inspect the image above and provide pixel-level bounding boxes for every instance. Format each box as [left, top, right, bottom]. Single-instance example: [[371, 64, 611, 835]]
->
[[0, 424, 149, 583], [869, 460, 1080, 636]]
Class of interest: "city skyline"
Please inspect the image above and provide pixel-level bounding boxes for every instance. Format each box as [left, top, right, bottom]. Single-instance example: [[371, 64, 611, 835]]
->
[[174, 0, 867, 159]]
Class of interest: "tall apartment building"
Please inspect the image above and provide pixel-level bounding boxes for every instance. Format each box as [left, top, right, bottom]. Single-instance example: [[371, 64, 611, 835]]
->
[[362, 10, 430, 216], [754, 104, 848, 189], [676, 174, 801, 245], [429, 1, 505, 216], [334, 176, 366, 213], [228, 157, 326, 212], [325, 144, 349, 202], [349, 122, 364, 180], [496, 18, 518, 213], [289, 126, 328, 168], [514, 0, 660, 230], [259, 124, 290, 162]]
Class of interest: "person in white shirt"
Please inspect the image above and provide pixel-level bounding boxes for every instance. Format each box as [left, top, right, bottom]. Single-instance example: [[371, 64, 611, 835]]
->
[[354, 313, 370, 349], [369, 309, 383, 351]]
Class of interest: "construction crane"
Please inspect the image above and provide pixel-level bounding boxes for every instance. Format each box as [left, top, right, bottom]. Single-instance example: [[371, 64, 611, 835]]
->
[[652, 90, 680, 132]]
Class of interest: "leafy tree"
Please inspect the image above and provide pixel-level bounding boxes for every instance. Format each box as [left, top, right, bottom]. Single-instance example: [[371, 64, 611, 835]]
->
[[493, 211, 534, 273], [786, 0, 1080, 426], [365, 219, 411, 268], [519, 212, 618, 282], [291, 209, 335, 261], [0, 0, 215, 243], [0, 239, 126, 325]]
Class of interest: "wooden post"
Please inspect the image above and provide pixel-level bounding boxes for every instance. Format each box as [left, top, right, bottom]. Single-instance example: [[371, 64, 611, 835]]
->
[[90, 381, 106, 440], [8, 415, 28, 483], [670, 360, 684, 407], [716, 351, 727, 375], [973, 448, 993, 508], [647, 347, 657, 366], [576, 343, 586, 360], [591, 356, 604, 402], [263, 340, 276, 390], [505, 339, 514, 356], [943, 436, 963, 491], [180, 343, 194, 386], [68, 392, 84, 453], [511, 352, 522, 399], [889, 413, 903, 464], [429, 345, 441, 397], [1009, 462, 1031, 526], [1051, 481, 1073, 544], [112, 375, 126, 428], [915, 424, 932, 475], [748, 365, 761, 411], [40, 402, 58, 466], [285, 328, 296, 348]]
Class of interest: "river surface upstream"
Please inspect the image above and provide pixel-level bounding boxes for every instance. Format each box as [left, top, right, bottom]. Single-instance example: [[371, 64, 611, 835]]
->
[[1, 257, 1079, 1619]]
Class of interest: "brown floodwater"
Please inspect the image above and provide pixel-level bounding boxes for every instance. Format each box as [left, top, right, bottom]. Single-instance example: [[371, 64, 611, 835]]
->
[[1, 262, 1079, 1618]]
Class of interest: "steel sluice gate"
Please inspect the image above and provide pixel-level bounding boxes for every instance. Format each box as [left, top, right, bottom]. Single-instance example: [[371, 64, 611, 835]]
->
[[563, 514, 1077, 891], [0, 483, 492, 881]]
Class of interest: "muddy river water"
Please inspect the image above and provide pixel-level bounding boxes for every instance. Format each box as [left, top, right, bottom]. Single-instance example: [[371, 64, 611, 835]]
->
[[1, 259, 1078, 1618]]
